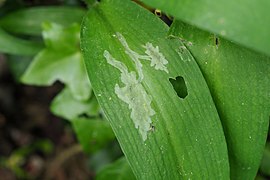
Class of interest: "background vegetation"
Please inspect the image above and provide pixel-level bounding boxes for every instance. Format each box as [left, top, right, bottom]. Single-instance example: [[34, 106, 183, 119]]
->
[[0, 0, 269, 179]]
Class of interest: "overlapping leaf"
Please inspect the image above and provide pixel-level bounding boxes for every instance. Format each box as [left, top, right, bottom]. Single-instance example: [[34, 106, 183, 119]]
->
[[96, 157, 135, 180], [169, 20, 270, 179], [81, 0, 229, 179], [0, 27, 43, 55], [0, 6, 86, 36], [140, 0, 270, 57]]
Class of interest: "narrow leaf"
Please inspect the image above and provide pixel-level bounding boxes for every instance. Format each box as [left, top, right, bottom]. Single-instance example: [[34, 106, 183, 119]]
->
[[0, 27, 43, 55], [81, 0, 229, 179], [140, 0, 270, 56], [169, 20, 270, 179], [0, 6, 86, 36]]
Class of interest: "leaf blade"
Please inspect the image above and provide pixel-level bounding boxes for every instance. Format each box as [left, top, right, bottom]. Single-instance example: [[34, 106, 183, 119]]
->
[[0, 27, 43, 56], [140, 0, 270, 56], [0, 6, 86, 35], [169, 20, 270, 179], [81, 0, 229, 179]]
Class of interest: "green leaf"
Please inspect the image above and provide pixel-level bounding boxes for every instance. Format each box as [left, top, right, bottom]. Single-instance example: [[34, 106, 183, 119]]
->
[[140, 0, 270, 57], [51, 87, 99, 120], [72, 118, 115, 153], [169, 20, 270, 179], [260, 143, 270, 176], [21, 23, 91, 101], [96, 157, 136, 180], [0, 27, 43, 55], [83, 0, 98, 7], [0, 6, 85, 36], [81, 0, 229, 179]]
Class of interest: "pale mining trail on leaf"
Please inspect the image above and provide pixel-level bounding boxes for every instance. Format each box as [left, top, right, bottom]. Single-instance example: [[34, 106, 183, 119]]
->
[[104, 50, 155, 141], [103, 32, 169, 141]]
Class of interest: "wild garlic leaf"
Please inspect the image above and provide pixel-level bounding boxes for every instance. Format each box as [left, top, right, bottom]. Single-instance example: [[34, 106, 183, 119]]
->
[[50, 87, 99, 120], [0, 27, 43, 56], [0, 6, 86, 36], [96, 157, 136, 180], [81, 0, 229, 179], [21, 23, 91, 101], [169, 20, 270, 179], [140, 0, 270, 57]]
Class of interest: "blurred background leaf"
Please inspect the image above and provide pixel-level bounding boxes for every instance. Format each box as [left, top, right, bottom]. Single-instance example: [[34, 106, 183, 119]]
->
[[21, 23, 91, 101], [0, 6, 86, 36], [72, 118, 115, 153], [96, 157, 136, 180], [0, 27, 43, 56]]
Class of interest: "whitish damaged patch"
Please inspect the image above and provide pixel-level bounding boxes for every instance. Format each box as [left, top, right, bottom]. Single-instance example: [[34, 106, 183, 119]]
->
[[143, 42, 169, 73], [103, 50, 155, 141], [115, 32, 169, 74], [103, 33, 169, 141], [177, 46, 191, 62]]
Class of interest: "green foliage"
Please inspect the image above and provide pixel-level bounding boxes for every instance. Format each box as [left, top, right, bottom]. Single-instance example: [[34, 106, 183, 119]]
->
[[81, 0, 229, 179], [96, 157, 136, 180], [21, 22, 91, 101], [0, 6, 85, 35], [51, 87, 99, 120], [0, 0, 269, 179], [140, 0, 270, 56], [169, 20, 270, 180], [0, 27, 43, 55], [72, 118, 115, 153]]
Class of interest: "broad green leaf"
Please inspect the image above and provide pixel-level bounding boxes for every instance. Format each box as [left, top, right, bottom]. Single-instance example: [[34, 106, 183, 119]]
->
[[96, 157, 136, 180], [81, 0, 229, 179], [0, 27, 43, 55], [140, 0, 270, 57], [260, 143, 270, 176], [0, 6, 85, 36], [51, 87, 99, 120], [169, 20, 270, 179], [21, 23, 91, 101], [72, 118, 115, 153]]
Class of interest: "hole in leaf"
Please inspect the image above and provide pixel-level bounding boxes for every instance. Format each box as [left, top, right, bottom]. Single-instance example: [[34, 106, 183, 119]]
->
[[215, 37, 219, 46], [169, 76, 188, 99]]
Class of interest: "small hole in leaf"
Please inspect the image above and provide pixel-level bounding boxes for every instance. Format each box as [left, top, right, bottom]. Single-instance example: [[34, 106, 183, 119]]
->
[[215, 37, 219, 46], [169, 76, 188, 99]]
